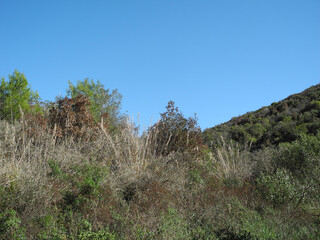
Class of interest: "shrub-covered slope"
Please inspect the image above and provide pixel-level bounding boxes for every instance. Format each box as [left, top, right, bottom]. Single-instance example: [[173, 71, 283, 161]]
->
[[0, 72, 319, 239], [203, 84, 320, 149]]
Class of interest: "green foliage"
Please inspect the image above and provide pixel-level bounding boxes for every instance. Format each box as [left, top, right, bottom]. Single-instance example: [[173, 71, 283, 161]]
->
[[48, 160, 64, 178], [67, 78, 123, 129], [0, 70, 41, 122], [276, 221, 320, 240], [230, 125, 252, 145], [187, 216, 218, 240], [36, 215, 66, 240], [135, 226, 156, 240], [274, 134, 320, 205], [275, 133, 320, 178], [158, 207, 190, 240], [257, 169, 298, 206], [78, 229, 116, 240], [77, 220, 116, 240], [58, 163, 110, 213], [0, 209, 26, 240], [215, 228, 253, 240], [204, 83, 320, 149], [224, 198, 278, 240], [79, 165, 104, 196], [189, 168, 204, 185], [36, 213, 116, 240]]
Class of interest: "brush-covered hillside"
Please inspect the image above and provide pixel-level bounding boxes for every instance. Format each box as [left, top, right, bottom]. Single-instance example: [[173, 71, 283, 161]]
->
[[0, 71, 319, 239], [204, 84, 320, 150]]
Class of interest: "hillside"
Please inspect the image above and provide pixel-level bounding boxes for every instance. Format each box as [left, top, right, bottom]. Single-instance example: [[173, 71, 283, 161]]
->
[[203, 83, 320, 149]]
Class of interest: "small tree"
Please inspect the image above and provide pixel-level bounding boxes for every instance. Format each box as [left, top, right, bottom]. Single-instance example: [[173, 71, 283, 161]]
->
[[149, 101, 202, 156], [0, 70, 41, 122], [67, 78, 123, 130]]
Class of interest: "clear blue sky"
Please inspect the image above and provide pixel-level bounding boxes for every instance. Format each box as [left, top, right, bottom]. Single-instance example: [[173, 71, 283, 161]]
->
[[1, 0, 319, 130]]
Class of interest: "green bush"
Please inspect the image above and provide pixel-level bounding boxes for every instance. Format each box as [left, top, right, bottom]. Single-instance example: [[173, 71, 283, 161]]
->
[[189, 168, 204, 185], [225, 198, 278, 240], [36, 215, 66, 240], [274, 134, 320, 205], [158, 207, 190, 240], [77, 220, 116, 240], [276, 221, 320, 240], [48, 160, 65, 178], [60, 164, 109, 211], [275, 133, 320, 178], [0, 209, 26, 240], [257, 169, 298, 206]]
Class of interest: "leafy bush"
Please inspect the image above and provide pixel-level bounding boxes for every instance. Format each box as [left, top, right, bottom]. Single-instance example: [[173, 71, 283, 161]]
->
[[275, 133, 320, 178], [77, 220, 116, 240], [36, 215, 66, 240], [59, 163, 109, 211], [257, 169, 297, 206], [158, 207, 190, 240], [224, 198, 278, 240], [0, 209, 26, 240], [48, 160, 65, 178], [274, 134, 320, 205]]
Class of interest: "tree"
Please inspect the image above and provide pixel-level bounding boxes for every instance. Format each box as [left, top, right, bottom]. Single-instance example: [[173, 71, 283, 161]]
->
[[149, 101, 202, 156], [66, 78, 123, 129], [0, 70, 41, 122]]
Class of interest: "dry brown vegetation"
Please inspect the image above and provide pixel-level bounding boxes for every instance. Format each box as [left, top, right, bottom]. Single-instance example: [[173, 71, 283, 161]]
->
[[0, 96, 319, 239]]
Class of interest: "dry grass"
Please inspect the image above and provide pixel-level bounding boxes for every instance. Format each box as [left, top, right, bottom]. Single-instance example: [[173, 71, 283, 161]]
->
[[0, 117, 250, 219], [2, 114, 316, 240], [0, 116, 186, 213], [209, 137, 254, 186]]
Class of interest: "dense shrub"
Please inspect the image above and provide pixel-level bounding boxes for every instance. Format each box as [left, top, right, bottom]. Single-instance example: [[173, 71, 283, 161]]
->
[[158, 207, 190, 240], [0, 209, 26, 240], [1, 73, 320, 239], [257, 169, 298, 206], [272, 134, 320, 206], [148, 101, 203, 157], [275, 133, 320, 178], [49, 95, 104, 141]]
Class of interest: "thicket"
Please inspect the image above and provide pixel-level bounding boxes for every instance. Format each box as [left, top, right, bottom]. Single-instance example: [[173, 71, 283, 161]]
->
[[0, 71, 319, 239]]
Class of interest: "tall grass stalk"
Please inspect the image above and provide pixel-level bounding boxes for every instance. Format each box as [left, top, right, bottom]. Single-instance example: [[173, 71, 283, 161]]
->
[[210, 137, 253, 185]]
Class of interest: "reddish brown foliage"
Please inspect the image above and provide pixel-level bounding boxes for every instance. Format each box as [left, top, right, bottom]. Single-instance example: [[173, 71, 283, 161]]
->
[[131, 181, 173, 216], [48, 95, 109, 141]]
